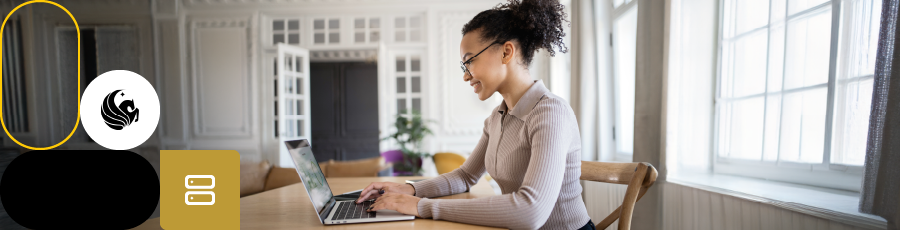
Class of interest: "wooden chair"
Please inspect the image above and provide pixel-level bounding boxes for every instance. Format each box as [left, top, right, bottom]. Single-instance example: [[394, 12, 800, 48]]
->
[[580, 161, 658, 230], [322, 156, 392, 177], [250, 157, 391, 196], [433, 152, 467, 175]]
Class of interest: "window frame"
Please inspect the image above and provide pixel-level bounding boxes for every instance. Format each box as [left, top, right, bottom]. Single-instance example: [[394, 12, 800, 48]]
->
[[713, 0, 866, 192], [352, 16, 381, 44], [392, 15, 424, 43], [391, 51, 425, 118], [269, 18, 302, 46], [312, 17, 341, 45], [610, 0, 638, 163]]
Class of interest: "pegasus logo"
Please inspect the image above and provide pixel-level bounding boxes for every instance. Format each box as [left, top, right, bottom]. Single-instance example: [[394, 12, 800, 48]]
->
[[101, 89, 140, 130]]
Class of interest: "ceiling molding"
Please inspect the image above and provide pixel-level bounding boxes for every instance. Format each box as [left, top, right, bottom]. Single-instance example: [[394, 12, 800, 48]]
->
[[191, 17, 250, 28], [16, 0, 146, 6], [309, 49, 377, 62], [183, 0, 494, 6], [186, 0, 381, 5]]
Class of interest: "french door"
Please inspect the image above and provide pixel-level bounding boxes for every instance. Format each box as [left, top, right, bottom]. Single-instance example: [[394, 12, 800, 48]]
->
[[276, 44, 311, 167]]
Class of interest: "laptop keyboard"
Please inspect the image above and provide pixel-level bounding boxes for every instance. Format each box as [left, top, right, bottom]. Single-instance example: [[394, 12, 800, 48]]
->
[[331, 201, 376, 220], [334, 190, 362, 199]]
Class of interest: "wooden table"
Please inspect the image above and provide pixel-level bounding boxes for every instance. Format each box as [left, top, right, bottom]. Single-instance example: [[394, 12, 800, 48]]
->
[[132, 176, 504, 229]]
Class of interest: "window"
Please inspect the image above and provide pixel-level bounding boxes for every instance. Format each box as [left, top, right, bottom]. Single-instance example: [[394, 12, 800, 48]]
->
[[715, 0, 882, 190], [272, 18, 301, 45], [313, 18, 340, 45], [394, 16, 422, 42], [611, 1, 637, 162], [611, 0, 635, 9], [354, 17, 380, 44], [395, 54, 422, 116], [831, 0, 881, 166]]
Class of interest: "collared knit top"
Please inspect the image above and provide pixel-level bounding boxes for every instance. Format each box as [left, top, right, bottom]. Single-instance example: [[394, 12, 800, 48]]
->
[[411, 80, 591, 230]]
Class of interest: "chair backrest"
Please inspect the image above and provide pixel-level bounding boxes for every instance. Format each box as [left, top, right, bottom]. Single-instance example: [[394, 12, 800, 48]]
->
[[240, 161, 272, 197], [433, 152, 466, 175], [580, 161, 658, 230], [324, 156, 388, 177], [264, 166, 302, 191]]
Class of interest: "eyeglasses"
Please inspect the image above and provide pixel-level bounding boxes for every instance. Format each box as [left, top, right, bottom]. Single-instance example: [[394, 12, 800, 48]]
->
[[460, 41, 502, 77]]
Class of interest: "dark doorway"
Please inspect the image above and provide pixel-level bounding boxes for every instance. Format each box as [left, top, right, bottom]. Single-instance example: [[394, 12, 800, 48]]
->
[[309, 62, 380, 162]]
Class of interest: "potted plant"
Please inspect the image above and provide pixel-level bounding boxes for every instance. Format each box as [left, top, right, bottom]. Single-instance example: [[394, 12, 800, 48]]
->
[[383, 109, 433, 176]]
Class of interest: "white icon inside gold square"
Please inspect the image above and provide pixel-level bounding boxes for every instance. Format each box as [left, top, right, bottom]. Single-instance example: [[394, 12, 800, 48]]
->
[[185, 175, 215, 205], [185, 191, 216, 205], [185, 175, 215, 189]]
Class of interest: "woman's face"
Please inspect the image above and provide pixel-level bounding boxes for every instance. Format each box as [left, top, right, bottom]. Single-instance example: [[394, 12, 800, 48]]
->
[[460, 30, 506, 101]]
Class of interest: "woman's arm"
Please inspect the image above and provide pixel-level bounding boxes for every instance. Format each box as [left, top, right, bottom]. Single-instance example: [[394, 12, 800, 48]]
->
[[408, 116, 491, 198], [415, 101, 574, 229]]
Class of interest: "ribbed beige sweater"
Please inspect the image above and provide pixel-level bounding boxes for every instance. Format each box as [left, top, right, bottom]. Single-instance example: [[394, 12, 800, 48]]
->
[[411, 80, 591, 230]]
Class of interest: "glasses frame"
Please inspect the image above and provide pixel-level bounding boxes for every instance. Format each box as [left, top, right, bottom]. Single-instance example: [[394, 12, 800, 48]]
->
[[460, 41, 503, 77]]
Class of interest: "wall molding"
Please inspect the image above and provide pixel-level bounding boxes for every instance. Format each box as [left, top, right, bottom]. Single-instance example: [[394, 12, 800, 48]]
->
[[192, 18, 249, 28], [155, 18, 189, 144], [310, 49, 376, 62], [185, 0, 394, 5], [12, 0, 144, 5], [153, 0, 180, 16], [437, 11, 495, 137], [189, 16, 255, 139]]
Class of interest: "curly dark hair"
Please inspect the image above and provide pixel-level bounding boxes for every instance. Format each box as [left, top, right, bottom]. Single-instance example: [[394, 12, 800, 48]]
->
[[462, 0, 569, 68]]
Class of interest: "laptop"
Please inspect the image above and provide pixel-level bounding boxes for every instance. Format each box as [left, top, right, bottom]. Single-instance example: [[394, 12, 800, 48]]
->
[[284, 139, 416, 225]]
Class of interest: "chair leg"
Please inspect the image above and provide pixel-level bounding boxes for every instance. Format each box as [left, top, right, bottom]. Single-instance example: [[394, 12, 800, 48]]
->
[[617, 163, 648, 230], [596, 209, 620, 230], [596, 186, 650, 229]]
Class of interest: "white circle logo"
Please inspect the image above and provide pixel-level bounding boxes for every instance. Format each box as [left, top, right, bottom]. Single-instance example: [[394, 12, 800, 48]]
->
[[80, 70, 160, 150]]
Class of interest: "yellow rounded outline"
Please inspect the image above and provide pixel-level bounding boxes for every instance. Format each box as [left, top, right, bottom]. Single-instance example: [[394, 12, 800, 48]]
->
[[1, 0, 79, 150]]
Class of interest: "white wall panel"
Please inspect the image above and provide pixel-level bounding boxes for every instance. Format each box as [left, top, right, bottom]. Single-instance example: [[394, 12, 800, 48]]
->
[[158, 20, 186, 144], [191, 21, 252, 138], [437, 12, 502, 138]]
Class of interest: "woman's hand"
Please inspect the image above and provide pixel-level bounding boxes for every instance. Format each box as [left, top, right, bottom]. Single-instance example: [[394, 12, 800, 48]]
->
[[355, 182, 416, 203], [367, 193, 421, 217]]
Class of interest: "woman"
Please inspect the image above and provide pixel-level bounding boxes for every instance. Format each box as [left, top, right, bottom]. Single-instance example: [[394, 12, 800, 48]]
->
[[356, 0, 592, 229]]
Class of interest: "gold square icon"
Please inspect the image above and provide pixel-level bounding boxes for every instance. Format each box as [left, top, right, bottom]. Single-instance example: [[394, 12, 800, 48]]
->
[[161, 150, 239, 229]]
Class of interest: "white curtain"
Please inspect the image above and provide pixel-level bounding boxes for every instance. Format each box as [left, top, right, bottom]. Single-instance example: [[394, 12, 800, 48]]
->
[[571, 0, 599, 162], [665, 0, 716, 176]]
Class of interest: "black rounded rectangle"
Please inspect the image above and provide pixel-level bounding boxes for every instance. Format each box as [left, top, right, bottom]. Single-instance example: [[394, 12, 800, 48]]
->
[[0, 150, 159, 229]]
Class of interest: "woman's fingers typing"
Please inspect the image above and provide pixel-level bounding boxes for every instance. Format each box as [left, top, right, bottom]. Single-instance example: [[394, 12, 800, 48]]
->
[[357, 182, 408, 203], [367, 199, 384, 212], [357, 189, 382, 203], [365, 193, 419, 216], [369, 195, 392, 212], [355, 183, 379, 203]]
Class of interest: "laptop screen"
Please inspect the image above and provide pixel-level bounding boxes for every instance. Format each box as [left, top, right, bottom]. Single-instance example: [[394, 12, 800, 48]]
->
[[285, 139, 334, 214]]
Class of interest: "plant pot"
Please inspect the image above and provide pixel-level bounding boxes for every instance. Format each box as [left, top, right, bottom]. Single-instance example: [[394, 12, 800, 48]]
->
[[392, 157, 422, 176]]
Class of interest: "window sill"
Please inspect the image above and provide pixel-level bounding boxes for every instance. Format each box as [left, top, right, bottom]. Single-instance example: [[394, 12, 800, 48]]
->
[[668, 172, 887, 229]]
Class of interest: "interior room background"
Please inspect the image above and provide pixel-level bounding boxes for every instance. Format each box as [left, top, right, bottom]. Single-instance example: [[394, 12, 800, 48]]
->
[[0, 0, 892, 229]]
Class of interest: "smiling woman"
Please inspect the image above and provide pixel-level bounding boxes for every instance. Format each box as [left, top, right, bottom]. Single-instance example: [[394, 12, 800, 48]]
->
[[355, 0, 595, 229]]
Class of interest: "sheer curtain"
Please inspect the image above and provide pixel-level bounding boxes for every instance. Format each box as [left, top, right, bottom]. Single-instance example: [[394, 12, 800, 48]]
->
[[57, 26, 138, 144], [570, 0, 598, 162], [859, 0, 900, 228], [665, 0, 716, 176]]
